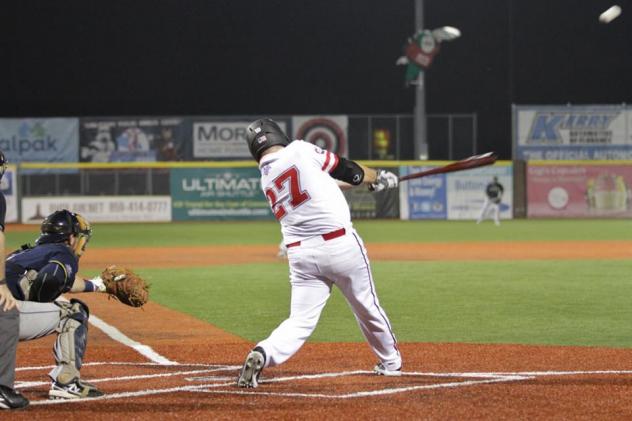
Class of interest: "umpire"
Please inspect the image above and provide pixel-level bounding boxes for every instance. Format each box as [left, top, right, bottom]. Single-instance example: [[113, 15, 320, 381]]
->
[[0, 152, 29, 410]]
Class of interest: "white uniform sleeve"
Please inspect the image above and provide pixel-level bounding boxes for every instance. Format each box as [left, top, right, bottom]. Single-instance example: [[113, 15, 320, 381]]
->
[[297, 140, 339, 174]]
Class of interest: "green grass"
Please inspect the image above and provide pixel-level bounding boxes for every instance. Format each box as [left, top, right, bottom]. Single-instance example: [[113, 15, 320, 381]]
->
[[7, 219, 632, 250], [8, 219, 632, 347], [142, 259, 632, 348]]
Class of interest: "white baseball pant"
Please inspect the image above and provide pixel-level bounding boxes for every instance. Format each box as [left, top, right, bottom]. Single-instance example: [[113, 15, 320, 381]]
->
[[257, 227, 401, 371]]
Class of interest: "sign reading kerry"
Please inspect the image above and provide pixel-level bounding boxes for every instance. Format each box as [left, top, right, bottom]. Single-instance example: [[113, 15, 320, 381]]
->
[[170, 167, 273, 220], [513, 104, 632, 160]]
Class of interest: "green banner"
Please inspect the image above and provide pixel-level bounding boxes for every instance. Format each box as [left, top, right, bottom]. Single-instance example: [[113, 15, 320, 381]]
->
[[170, 167, 272, 220]]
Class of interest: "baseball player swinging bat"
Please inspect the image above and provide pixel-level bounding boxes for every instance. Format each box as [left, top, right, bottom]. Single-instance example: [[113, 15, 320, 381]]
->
[[399, 152, 497, 182]]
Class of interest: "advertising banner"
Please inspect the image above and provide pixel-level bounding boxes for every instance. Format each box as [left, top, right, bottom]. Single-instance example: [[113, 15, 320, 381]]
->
[[192, 119, 289, 159], [514, 105, 632, 160], [399, 166, 447, 220], [292, 116, 348, 157], [343, 167, 399, 219], [80, 117, 188, 162], [446, 165, 513, 220], [21, 196, 171, 223], [0, 118, 78, 164], [170, 167, 272, 220], [2, 165, 18, 223], [527, 163, 632, 218]]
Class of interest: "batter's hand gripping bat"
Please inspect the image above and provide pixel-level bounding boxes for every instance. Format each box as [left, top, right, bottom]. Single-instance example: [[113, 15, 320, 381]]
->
[[398, 152, 497, 182]]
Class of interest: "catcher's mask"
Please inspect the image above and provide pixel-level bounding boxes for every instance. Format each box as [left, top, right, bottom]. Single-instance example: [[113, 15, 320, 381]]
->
[[246, 118, 291, 162], [36, 210, 92, 257]]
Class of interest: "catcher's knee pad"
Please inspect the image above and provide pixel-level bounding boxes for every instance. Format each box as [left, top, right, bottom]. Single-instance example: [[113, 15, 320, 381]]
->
[[52, 299, 90, 383]]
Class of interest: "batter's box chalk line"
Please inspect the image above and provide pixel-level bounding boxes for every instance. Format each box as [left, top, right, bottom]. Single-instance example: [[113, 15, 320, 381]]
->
[[19, 361, 632, 405]]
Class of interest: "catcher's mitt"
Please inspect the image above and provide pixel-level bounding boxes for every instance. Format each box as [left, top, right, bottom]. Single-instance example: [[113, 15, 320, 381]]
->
[[101, 265, 149, 307]]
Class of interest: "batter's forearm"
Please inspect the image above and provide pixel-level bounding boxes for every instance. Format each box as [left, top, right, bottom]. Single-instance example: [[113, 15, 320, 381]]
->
[[358, 163, 378, 185]]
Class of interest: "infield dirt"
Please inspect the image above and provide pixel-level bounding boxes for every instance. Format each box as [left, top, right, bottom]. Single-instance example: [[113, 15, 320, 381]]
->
[[10, 240, 632, 420], [75, 240, 632, 269]]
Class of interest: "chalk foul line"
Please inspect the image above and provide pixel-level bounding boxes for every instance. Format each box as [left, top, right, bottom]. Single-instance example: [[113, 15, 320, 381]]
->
[[19, 363, 632, 405], [59, 295, 176, 365], [87, 314, 177, 365]]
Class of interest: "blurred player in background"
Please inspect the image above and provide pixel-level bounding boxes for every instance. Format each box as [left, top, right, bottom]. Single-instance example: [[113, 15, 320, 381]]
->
[[0, 152, 30, 410], [476, 176, 504, 226], [237, 118, 401, 388]]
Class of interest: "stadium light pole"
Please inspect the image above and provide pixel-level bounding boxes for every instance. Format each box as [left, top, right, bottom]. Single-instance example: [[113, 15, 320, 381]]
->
[[414, 0, 428, 160]]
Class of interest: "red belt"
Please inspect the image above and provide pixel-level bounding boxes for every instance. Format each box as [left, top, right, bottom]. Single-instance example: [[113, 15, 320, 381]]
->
[[286, 228, 346, 249]]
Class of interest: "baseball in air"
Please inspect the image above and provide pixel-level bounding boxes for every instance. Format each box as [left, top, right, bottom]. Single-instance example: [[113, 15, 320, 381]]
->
[[599, 5, 622, 23]]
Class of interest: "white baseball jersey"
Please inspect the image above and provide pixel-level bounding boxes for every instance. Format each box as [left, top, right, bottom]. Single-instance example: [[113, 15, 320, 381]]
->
[[259, 140, 351, 244]]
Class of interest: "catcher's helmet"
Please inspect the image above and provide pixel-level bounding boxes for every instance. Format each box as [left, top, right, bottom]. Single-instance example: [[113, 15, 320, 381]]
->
[[37, 210, 92, 256], [246, 118, 291, 161]]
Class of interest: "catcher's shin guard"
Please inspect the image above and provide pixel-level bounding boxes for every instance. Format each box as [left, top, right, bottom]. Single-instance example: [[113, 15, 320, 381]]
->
[[49, 299, 89, 384]]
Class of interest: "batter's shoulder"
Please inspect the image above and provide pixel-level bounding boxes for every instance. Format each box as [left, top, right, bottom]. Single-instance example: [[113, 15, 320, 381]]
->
[[288, 139, 308, 151]]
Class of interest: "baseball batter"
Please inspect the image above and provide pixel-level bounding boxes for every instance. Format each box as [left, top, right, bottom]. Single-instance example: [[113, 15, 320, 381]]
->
[[476, 176, 504, 226], [237, 118, 401, 388]]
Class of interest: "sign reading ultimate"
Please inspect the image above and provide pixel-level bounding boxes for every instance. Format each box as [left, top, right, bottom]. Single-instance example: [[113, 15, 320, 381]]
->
[[192, 120, 288, 159], [514, 105, 632, 160], [170, 167, 272, 220]]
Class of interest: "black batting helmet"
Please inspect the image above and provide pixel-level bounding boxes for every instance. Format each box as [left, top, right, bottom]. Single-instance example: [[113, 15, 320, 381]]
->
[[36, 210, 92, 256], [246, 118, 291, 161]]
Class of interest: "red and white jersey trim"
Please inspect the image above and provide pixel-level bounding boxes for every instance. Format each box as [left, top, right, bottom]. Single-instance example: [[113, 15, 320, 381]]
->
[[321, 151, 339, 173]]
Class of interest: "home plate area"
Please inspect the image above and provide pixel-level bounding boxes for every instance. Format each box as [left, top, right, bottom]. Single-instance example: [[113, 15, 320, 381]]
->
[[16, 361, 535, 404]]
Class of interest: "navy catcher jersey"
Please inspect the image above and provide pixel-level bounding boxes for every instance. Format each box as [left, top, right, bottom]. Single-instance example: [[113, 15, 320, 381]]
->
[[5, 243, 79, 300]]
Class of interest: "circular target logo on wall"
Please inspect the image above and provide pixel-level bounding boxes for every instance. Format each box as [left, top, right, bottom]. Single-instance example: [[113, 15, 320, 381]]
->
[[292, 116, 348, 157]]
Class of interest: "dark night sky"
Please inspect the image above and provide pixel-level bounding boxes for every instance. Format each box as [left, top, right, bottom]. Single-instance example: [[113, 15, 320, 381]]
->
[[2, 0, 631, 158]]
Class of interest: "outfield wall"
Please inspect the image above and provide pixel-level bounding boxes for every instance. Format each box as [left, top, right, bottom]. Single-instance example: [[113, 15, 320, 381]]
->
[[9, 160, 632, 223], [527, 161, 632, 218], [399, 164, 513, 220]]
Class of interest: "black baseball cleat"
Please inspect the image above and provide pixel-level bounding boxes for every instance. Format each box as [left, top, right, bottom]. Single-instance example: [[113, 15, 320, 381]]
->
[[237, 347, 266, 388], [0, 385, 29, 410], [48, 377, 104, 400]]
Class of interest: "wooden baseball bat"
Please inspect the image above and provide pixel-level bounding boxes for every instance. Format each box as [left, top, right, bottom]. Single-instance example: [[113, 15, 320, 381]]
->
[[398, 152, 497, 181]]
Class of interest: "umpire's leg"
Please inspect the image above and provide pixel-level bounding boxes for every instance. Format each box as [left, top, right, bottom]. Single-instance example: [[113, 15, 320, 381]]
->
[[0, 306, 29, 410], [0, 307, 19, 389]]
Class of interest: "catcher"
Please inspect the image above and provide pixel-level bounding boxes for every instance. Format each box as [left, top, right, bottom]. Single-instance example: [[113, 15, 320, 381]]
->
[[5, 209, 148, 399]]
